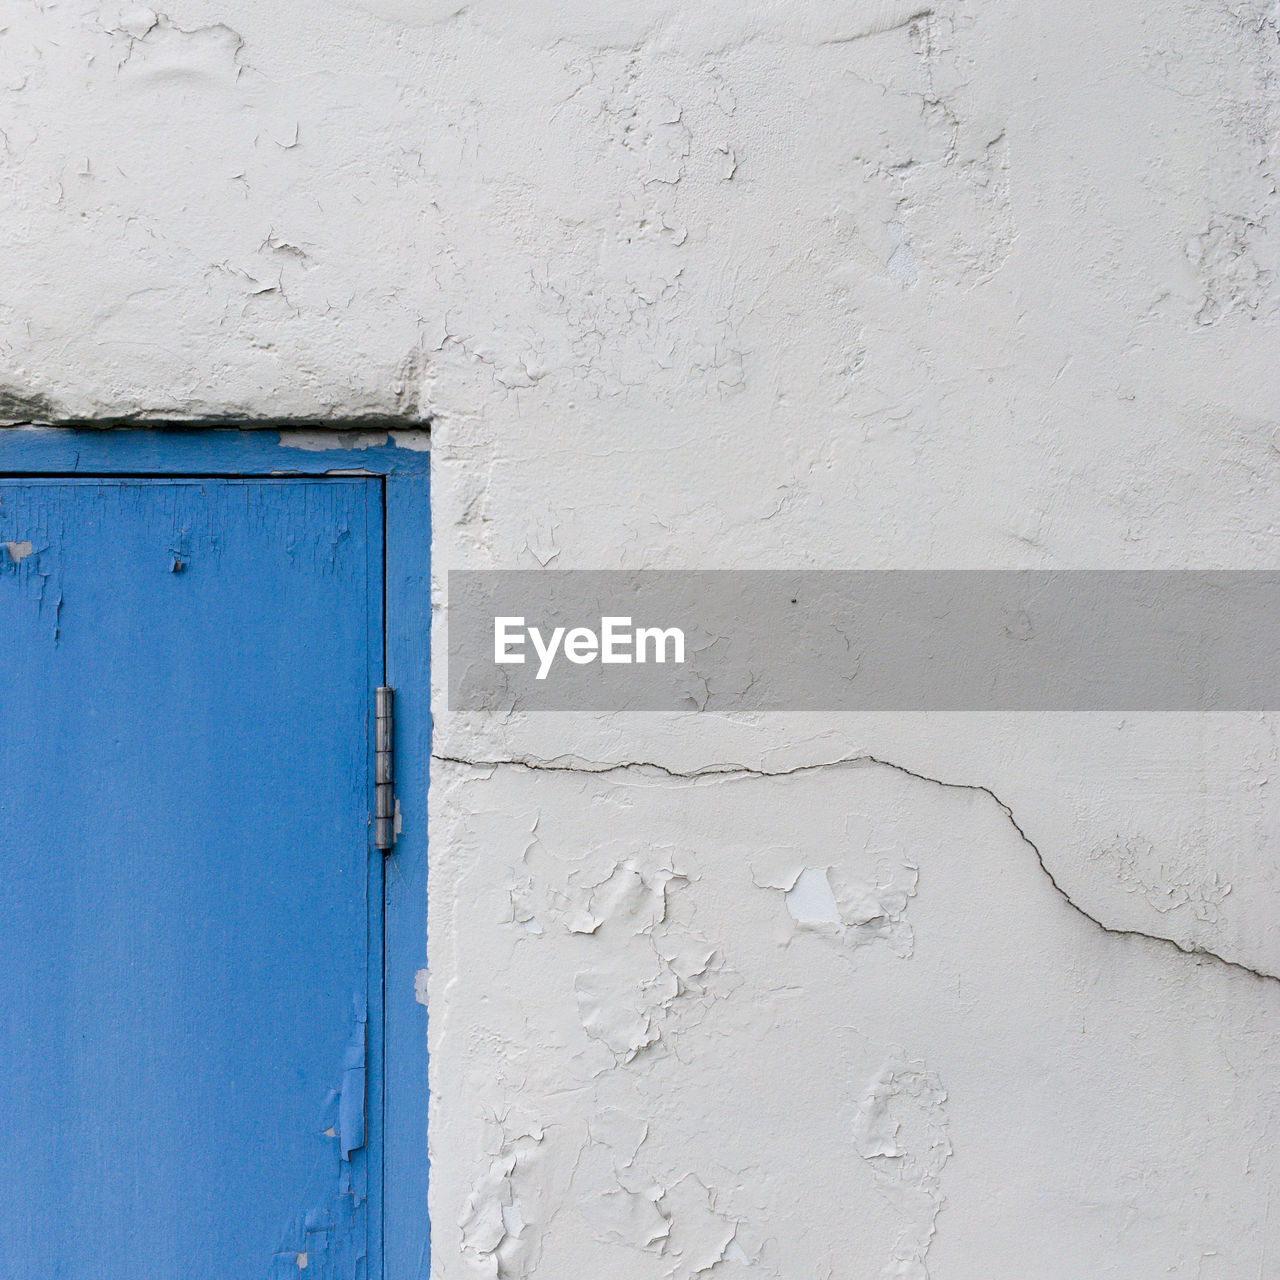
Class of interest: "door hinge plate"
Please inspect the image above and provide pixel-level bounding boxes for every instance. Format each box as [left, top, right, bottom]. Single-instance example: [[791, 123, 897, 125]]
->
[[375, 686, 396, 851]]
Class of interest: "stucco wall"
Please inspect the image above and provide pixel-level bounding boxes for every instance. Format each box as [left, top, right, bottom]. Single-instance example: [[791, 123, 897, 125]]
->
[[5, 1, 1280, 1275]]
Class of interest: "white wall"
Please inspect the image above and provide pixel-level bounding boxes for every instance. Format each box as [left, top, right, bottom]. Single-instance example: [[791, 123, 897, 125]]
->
[[6, 1, 1280, 1275]]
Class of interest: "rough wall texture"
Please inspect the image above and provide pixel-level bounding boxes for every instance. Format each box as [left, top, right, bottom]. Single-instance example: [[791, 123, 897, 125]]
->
[[6, 1, 1280, 1275]]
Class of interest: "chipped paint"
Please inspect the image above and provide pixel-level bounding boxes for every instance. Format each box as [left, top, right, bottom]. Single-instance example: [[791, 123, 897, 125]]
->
[[751, 818, 921, 956], [4, 0, 1280, 1273], [430, 759, 1280, 1276], [1, 474, 378, 1279], [457, 1117, 546, 1278], [852, 1049, 951, 1280], [278, 432, 392, 453], [338, 994, 368, 1162]]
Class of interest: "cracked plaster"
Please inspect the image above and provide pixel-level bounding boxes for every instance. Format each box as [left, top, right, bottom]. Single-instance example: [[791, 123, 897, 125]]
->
[[431, 756, 1280, 1278], [4, 0, 1280, 1274]]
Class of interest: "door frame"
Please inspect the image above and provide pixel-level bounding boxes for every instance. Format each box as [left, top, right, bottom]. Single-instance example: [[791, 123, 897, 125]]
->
[[0, 426, 431, 1280]]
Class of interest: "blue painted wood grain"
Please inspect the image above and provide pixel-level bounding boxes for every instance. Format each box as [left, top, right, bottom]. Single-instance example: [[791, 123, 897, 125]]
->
[[0, 477, 383, 1279]]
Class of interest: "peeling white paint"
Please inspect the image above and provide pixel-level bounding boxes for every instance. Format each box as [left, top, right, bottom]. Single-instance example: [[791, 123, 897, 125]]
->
[[782, 867, 842, 926], [389, 430, 432, 452], [276, 432, 391, 453], [574, 1112, 669, 1253], [751, 821, 921, 956], [430, 761, 1280, 1276], [852, 1049, 951, 1279], [5, 0, 1280, 1274], [457, 1118, 547, 1279]]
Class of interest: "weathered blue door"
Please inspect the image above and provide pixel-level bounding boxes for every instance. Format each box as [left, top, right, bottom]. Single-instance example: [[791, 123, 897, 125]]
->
[[0, 478, 383, 1278]]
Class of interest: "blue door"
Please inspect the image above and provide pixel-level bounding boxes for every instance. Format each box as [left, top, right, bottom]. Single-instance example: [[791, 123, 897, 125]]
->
[[0, 477, 383, 1278]]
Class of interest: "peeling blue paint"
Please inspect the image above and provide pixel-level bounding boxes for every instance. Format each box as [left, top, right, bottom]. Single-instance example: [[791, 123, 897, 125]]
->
[[0, 428, 429, 1277], [340, 994, 369, 1161], [0, 476, 383, 1278], [0, 425, 430, 476]]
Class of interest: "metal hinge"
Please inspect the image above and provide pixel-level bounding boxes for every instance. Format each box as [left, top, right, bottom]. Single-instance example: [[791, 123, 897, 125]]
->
[[374, 686, 396, 851]]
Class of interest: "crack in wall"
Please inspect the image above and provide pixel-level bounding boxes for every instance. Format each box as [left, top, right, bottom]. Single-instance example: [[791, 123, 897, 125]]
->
[[433, 751, 1280, 988]]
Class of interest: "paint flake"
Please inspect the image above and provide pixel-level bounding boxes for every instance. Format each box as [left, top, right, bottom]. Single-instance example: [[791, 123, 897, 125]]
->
[[852, 1050, 951, 1279]]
